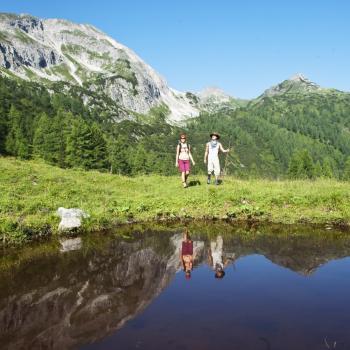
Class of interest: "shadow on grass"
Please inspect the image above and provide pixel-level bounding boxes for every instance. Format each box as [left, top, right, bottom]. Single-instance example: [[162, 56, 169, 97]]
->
[[188, 180, 201, 187]]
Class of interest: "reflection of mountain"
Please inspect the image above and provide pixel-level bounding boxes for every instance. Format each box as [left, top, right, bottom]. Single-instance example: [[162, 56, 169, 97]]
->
[[221, 233, 350, 275], [0, 234, 182, 349], [1, 228, 350, 349]]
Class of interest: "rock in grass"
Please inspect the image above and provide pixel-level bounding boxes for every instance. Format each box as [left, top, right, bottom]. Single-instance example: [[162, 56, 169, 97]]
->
[[57, 207, 89, 231]]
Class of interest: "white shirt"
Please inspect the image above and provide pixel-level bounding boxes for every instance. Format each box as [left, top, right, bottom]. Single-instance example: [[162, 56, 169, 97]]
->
[[178, 142, 190, 160], [207, 141, 221, 159]]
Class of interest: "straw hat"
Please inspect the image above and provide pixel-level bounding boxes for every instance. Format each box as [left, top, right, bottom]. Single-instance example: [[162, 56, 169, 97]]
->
[[210, 132, 220, 139]]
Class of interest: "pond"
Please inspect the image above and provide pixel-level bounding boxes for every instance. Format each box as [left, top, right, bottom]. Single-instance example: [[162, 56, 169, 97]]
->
[[1, 223, 350, 350]]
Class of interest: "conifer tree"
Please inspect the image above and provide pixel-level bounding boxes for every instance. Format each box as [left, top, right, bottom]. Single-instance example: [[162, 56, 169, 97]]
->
[[343, 157, 350, 181], [5, 105, 29, 159]]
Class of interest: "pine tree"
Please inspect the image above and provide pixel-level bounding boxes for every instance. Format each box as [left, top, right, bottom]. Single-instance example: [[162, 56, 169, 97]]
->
[[287, 151, 302, 179], [107, 135, 131, 174], [299, 150, 315, 179], [322, 157, 334, 178], [33, 111, 68, 166], [5, 105, 30, 159], [314, 160, 322, 178], [343, 157, 350, 181], [33, 112, 50, 159], [288, 150, 315, 179], [0, 106, 8, 154], [66, 118, 108, 170]]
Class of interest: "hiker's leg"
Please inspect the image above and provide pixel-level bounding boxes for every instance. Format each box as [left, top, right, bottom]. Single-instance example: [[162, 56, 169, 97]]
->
[[207, 159, 214, 184], [214, 158, 221, 185], [181, 171, 186, 183], [185, 160, 190, 182]]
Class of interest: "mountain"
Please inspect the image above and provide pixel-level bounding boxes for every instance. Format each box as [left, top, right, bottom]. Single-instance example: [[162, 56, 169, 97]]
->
[[195, 87, 248, 112], [0, 13, 198, 123], [259, 73, 332, 99]]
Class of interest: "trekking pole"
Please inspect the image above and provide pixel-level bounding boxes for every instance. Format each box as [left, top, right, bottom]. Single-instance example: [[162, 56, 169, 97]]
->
[[222, 140, 231, 180], [227, 151, 245, 168]]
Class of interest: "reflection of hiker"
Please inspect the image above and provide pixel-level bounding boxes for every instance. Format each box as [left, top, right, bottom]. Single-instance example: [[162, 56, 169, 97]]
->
[[175, 133, 195, 188], [208, 235, 228, 279], [180, 230, 194, 279], [204, 132, 229, 185]]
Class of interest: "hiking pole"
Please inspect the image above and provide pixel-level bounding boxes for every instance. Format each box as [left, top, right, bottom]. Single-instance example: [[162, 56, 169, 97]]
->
[[227, 151, 245, 168], [222, 140, 231, 179]]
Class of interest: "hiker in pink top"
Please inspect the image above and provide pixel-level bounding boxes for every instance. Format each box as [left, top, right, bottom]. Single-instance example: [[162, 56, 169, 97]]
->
[[175, 133, 195, 188]]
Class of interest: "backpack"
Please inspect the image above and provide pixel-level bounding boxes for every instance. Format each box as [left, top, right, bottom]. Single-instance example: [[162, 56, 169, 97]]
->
[[178, 141, 191, 152]]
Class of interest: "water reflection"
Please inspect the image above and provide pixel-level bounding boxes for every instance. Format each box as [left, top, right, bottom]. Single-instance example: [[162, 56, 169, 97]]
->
[[181, 229, 194, 279], [0, 225, 350, 349]]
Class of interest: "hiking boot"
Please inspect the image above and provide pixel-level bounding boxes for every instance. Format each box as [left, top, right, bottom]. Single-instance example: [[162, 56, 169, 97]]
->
[[215, 179, 219, 186]]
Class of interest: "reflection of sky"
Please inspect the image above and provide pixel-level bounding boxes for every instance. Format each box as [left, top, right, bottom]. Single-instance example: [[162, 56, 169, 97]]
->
[[83, 255, 350, 350]]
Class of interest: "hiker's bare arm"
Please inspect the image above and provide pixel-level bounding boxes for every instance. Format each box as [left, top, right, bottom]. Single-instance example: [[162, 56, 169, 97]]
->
[[175, 145, 180, 166], [220, 143, 230, 153], [189, 146, 195, 165], [204, 144, 209, 163]]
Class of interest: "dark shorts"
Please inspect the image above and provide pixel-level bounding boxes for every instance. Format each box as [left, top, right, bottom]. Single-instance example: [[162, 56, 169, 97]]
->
[[178, 159, 190, 172]]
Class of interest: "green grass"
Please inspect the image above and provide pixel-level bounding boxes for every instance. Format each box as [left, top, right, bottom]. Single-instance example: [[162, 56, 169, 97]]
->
[[0, 30, 10, 43], [1, 157, 350, 244], [60, 29, 89, 38], [14, 29, 35, 44], [49, 63, 75, 82]]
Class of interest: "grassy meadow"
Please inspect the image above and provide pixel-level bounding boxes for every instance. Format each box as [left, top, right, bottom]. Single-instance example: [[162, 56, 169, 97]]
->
[[1, 157, 350, 244]]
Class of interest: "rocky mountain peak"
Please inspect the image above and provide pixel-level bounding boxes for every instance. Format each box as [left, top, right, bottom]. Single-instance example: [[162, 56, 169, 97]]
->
[[259, 73, 321, 98], [0, 12, 199, 123]]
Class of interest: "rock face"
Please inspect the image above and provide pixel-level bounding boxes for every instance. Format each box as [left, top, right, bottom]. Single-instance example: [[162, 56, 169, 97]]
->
[[0, 13, 198, 123], [57, 207, 89, 231]]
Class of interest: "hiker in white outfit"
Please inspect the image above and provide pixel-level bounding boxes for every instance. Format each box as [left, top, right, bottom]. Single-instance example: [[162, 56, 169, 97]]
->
[[204, 132, 230, 185], [209, 235, 226, 278]]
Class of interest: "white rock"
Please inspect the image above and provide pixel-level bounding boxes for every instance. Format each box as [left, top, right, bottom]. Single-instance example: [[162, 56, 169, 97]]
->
[[57, 207, 89, 231]]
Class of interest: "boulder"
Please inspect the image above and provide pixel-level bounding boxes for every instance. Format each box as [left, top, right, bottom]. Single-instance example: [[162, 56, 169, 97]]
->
[[57, 207, 89, 231]]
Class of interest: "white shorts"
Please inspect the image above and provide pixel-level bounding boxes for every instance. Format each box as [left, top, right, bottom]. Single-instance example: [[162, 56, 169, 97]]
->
[[207, 157, 220, 176]]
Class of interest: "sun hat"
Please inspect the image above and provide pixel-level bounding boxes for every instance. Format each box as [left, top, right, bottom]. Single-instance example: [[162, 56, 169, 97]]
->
[[210, 132, 220, 139]]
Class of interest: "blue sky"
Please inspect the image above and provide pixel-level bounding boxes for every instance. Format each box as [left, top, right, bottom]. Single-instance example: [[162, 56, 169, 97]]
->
[[1, 0, 349, 98]]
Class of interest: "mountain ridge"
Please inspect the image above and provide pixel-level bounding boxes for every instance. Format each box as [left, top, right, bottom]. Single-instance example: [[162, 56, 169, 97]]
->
[[2, 12, 348, 124], [0, 12, 199, 123]]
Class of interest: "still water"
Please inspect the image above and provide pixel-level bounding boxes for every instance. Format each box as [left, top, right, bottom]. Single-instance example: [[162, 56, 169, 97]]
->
[[1, 224, 350, 350]]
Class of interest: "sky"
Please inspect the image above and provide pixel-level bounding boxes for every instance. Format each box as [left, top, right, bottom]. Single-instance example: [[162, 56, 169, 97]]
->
[[1, 0, 349, 98]]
